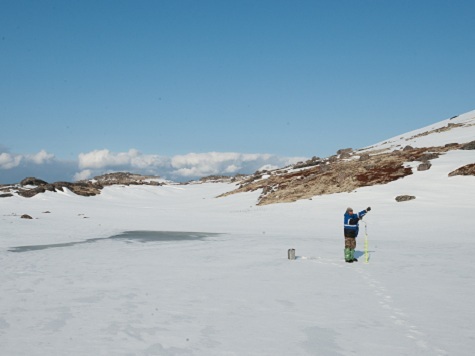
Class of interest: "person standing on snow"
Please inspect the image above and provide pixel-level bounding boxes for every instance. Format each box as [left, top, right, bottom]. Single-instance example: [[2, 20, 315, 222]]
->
[[343, 207, 371, 263]]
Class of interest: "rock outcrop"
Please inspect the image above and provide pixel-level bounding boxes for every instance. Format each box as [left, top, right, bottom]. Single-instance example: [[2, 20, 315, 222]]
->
[[417, 162, 432, 171], [219, 143, 464, 205], [4, 172, 163, 198], [395, 195, 416, 202], [448, 164, 475, 177], [461, 140, 475, 150], [92, 172, 162, 186], [20, 177, 48, 186]]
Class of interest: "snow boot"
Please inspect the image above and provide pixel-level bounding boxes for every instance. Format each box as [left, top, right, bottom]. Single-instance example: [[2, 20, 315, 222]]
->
[[350, 249, 358, 262], [344, 248, 353, 263]]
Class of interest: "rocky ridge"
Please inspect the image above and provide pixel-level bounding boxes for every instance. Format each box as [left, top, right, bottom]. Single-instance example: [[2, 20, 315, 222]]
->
[[0, 172, 164, 198], [218, 143, 471, 205]]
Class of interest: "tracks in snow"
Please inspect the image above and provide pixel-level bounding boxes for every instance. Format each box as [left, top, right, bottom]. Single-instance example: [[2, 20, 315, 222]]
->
[[355, 268, 448, 355], [296, 255, 448, 355]]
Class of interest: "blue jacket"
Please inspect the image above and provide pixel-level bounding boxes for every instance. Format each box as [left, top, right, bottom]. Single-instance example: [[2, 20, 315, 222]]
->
[[344, 210, 367, 237]]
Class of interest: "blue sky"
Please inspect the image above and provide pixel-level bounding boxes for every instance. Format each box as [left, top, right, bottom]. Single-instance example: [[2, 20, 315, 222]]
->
[[1, 0, 474, 183]]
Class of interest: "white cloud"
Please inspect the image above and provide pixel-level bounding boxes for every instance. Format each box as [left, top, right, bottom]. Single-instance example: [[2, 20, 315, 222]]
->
[[0, 152, 22, 169], [73, 169, 93, 181], [170, 152, 245, 177], [0, 148, 76, 184], [74, 149, 305, 181], [129, 152, 169, 169], [0, 146, 306, 183], [78, 149, 169, 170], [78, 149, 130, 169], [0, 149, 55, 169], [224, 164, 240, 173], [170, 152, 304, 178], [26, 150, 55, 164]]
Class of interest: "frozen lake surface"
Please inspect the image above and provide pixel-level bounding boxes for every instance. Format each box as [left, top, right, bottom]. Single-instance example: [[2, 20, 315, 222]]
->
[[8, 231, 223, 253]]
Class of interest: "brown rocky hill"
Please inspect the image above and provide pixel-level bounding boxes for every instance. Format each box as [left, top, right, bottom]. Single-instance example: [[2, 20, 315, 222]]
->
[[216, 112, 475, 205], [219, 139, 475, 205]]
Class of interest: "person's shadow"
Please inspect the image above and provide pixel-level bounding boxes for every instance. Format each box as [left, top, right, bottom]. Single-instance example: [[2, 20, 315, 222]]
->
[[355, 250, 375, 261]]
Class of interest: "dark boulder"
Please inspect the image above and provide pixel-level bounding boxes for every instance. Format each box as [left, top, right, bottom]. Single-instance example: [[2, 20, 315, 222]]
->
[[17, 186, 46, 197], [359, 154, 370, 161], [337, 148, 352, 155], [395, 195, 416, 202], [461, 141, 475, 150], [417, 162, 432, 171], [419, 153, 439, 161], [20, 177, 48, 186]]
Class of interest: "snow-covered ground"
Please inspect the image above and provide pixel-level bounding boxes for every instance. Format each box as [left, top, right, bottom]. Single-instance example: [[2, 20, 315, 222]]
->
[[1, 111, 475, 355], [361, 109, 475, 152]]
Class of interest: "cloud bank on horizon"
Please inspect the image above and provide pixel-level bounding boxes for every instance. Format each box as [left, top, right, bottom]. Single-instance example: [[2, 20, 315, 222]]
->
[[0, 147, 305, 183], [0, 150, 55, 170]]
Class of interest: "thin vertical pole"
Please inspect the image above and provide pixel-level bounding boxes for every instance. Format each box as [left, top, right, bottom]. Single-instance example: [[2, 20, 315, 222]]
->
[[362, 221, 369, 263]]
